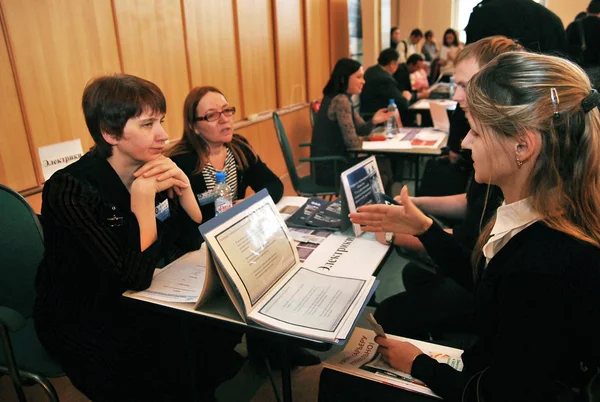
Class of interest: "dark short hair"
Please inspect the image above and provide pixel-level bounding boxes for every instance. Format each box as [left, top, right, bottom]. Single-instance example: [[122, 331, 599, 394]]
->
[[410, 29, 423, 38], [589, 1, 600, 14], [390, 26, 400, 36], [443, 28, 459, 47], [82, 74, 166, 158], [406, 54, 424, 65], [378, 48, 400, 66], [425, 30, 434, 40], [323, 58, 362, 97]]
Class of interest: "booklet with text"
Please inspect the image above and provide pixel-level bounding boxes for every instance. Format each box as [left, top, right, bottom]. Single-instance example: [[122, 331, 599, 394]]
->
[[284, 197, 344, 230], [323, 327, 464, 399], [194, 189, 377, 343]]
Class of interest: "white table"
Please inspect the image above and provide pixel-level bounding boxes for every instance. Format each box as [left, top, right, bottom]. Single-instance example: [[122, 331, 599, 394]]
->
[[124, 196, 390, 402]]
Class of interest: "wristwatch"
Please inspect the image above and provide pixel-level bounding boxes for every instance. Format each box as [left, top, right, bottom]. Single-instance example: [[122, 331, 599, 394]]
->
[[384, 232, 395, 245]]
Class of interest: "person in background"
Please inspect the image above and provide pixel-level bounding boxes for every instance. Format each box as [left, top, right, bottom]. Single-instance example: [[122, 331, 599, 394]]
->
[[421, 30, 439, 62], [311, 58, 397, 189], [438, 28, 463, 77], [466, 0, 567, 55], [34, 74, 243, 401], [390, 26, 401, 49], [323, 51, 600, 402], [566, 0, 600, 88], [169, 86, 283, 223], [396, 28, 424, 64], [360, 48, 412, 125], [394, 54, 431, 102]]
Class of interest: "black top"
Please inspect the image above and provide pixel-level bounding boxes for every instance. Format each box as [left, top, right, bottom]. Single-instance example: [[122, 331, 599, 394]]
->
[[311, 94, 374, 186], [33, 153, 203, 400], [452, 179, 503, 254], [566, 15, 600, 67], [393, 63, 411, 93], [171, 134, 284, 223], [447, 105, 471, 155], [414, 222, 600, 401], [360, 64, 409, 120], [466, 0, 567, 55]]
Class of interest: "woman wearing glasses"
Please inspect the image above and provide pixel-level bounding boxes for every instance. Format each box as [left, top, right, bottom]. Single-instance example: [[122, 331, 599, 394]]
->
[[169, 86, 283, 221]]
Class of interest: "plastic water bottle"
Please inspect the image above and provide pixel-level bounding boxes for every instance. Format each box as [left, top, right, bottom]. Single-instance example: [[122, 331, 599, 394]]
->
[[386, 99, 398, 138], [449, 76, 456, 99], [214, 171, 233, 216]]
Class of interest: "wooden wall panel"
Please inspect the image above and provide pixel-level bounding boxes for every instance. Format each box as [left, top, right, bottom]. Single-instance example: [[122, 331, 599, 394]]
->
[[361, 0, 381, 67], [329, 0, 350, 67], [0, 0, 121, 181], [113, 0, 189, 140], [0, 20, 36, 191], [304, 0, 331, 101], [273, 0, 307, 107], [183, 0, 243, 118], [234, 0, 277, 116], [239, 108, 311, 178], [547, 0, 588, 28]]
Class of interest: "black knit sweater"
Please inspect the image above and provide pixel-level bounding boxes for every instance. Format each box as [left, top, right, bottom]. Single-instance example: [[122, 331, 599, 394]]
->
[[411, 221, 600, 401]]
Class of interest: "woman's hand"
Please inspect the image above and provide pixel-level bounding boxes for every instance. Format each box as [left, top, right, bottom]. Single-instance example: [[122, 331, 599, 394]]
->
[[350, 185, 433, 235], [372, 108, 398, 125], [133, 156, 190, 198], [375, 336, 424, 374]]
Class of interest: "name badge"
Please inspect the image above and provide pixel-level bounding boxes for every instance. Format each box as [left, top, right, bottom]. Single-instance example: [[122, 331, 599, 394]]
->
[[197, 191, 216, 206], [155, 199, 170, 222]]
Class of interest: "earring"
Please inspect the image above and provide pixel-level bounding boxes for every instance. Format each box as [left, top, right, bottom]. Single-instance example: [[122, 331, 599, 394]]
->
[[516, 157, 523, 167]]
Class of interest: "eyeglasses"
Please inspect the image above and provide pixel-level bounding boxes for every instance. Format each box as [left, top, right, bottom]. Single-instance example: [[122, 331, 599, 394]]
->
[[194, 107, 236, 122]]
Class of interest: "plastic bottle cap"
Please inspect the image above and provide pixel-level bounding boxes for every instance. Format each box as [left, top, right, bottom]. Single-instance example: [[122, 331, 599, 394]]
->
[[389, 99, 395, 104], [215, 171, 226, 183]]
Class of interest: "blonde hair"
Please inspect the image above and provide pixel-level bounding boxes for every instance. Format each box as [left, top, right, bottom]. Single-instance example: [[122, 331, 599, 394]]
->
[[455, 35, 524, 68], [467, 52, 600, 267]]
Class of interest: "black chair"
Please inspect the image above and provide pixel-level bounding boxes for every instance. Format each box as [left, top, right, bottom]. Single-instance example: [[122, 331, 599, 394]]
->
[[272, 112, 346, 198], [0, 184, 63, 402]]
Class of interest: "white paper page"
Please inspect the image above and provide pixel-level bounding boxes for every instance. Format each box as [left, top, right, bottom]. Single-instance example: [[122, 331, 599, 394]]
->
[[362, 136, 412, 150], [410, 99, 457, 110], [206, 198, 299, 309], [249, 269, 375, 341], [132, 247, 207, 303], [301, 231, 388, 279], [410, 129, 447, 149], [38, 139, 84, 181]]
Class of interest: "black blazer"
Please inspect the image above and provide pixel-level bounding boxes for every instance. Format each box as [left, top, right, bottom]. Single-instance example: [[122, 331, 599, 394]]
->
[[465, 0, 567, 55], [360, 64, 409, 120]]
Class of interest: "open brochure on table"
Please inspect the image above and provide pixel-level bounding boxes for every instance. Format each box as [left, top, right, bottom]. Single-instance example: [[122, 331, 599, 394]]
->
[[323, 327, 464, 399], [131, 190, 378, 343]]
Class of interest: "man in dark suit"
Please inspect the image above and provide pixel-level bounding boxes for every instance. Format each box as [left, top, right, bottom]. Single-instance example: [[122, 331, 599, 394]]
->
[[360, 48, 412, 124], [393, 54, 431, 102], [465, 0, 567, 55]]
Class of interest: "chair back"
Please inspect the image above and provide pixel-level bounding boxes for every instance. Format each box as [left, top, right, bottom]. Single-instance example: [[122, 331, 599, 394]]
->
[[272, 112, 302, 194], [309, 100, 320, 128], [0, 185, 44, 318]]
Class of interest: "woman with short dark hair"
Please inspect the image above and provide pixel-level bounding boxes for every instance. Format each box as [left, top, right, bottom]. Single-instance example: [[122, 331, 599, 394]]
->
[[34, 74, 242, 401]]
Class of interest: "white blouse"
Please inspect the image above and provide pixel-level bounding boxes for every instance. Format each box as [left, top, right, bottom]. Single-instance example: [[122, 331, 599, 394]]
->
[[483, 198, 540, 263]]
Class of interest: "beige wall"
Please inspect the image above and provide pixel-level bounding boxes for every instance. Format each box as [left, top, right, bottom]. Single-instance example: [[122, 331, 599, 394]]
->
[[361, 0, 381, 67], [393, 0, 453, 44], [0, 0, 344, 196], [547, 0, 590, 27]]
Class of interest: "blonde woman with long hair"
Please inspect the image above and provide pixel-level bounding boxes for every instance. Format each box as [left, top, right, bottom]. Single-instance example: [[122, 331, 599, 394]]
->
[[320, 52, 600, 401]]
